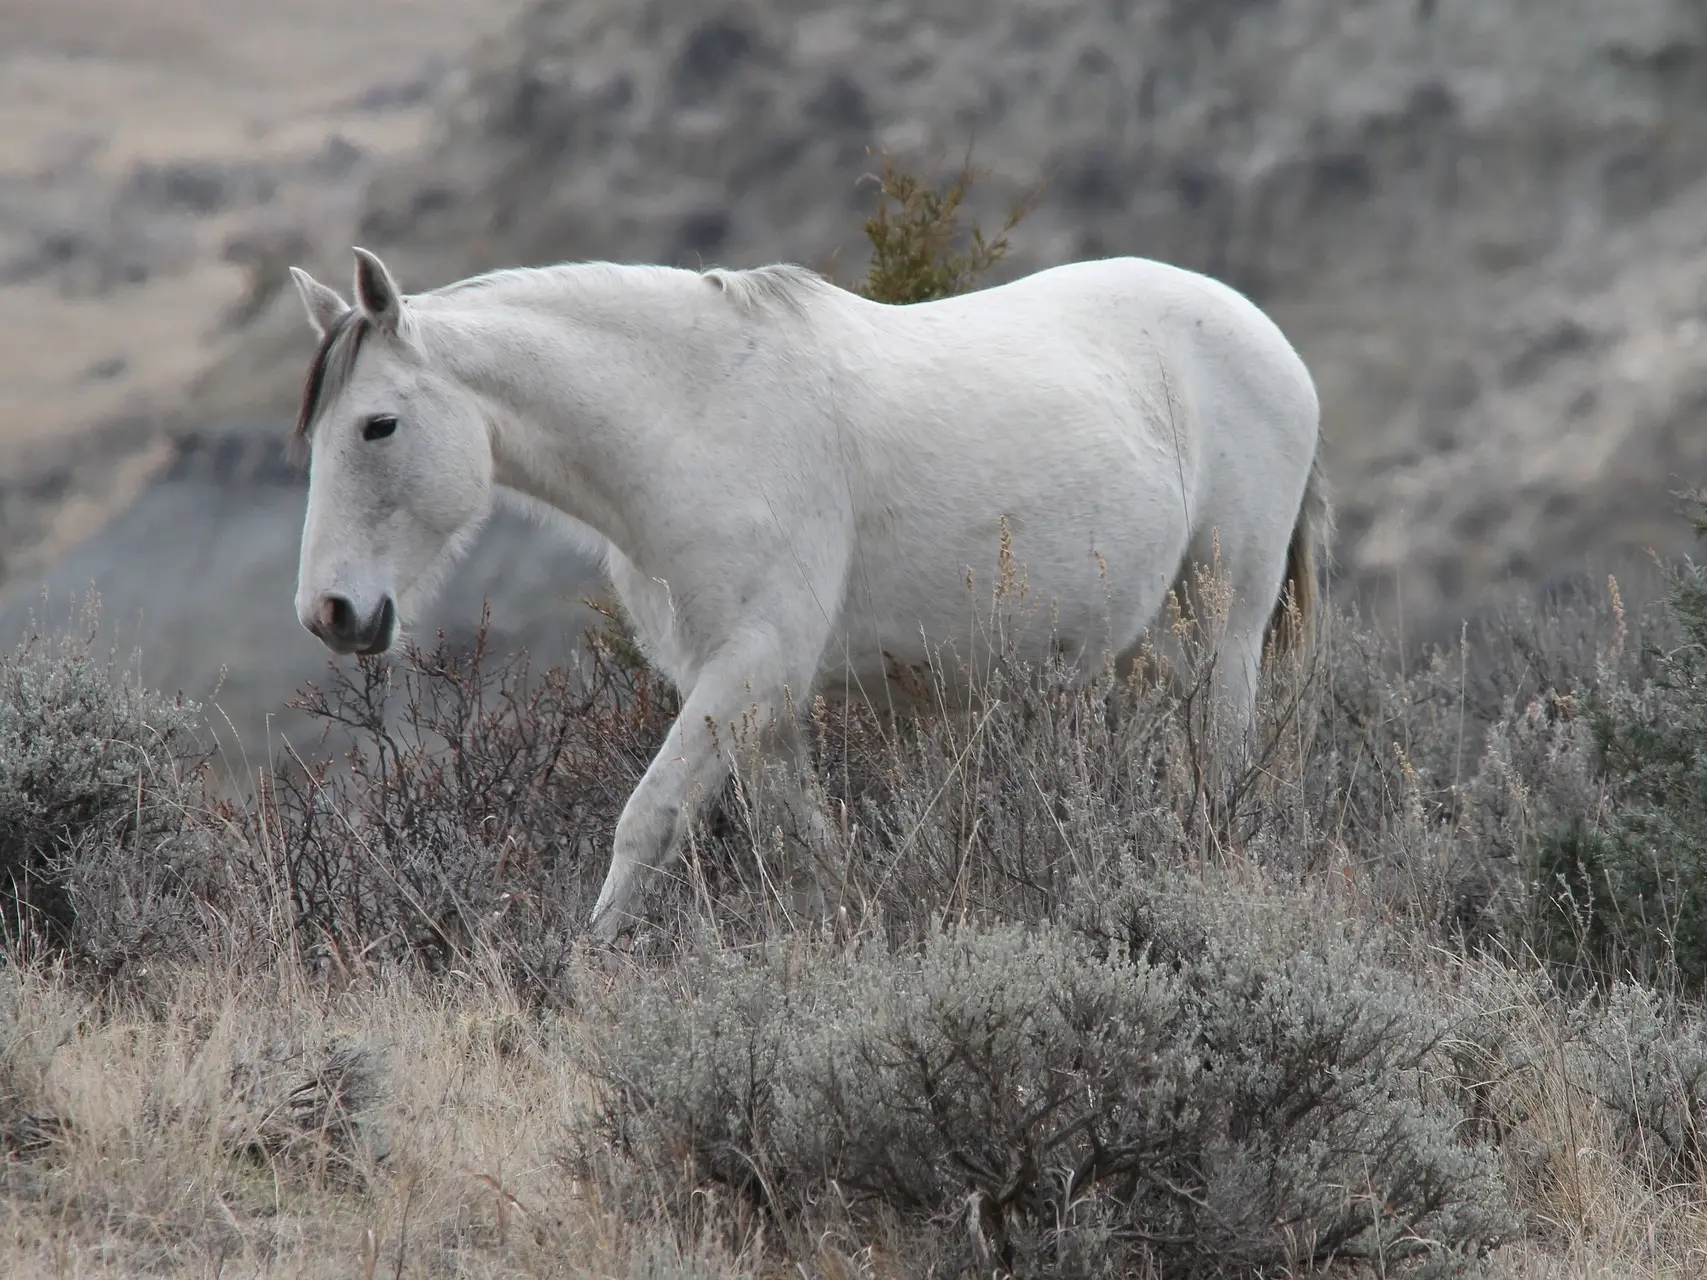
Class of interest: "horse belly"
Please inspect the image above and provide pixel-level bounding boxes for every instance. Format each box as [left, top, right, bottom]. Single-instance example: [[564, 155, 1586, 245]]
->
[[819, 496, 1169, 702]]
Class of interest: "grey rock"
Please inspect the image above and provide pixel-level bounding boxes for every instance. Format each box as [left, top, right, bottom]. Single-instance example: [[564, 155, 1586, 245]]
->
[[81, 356, 128, 382]]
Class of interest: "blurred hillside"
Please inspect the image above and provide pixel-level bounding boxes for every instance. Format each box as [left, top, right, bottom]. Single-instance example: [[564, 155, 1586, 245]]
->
[[5, 0, 1707, 750]]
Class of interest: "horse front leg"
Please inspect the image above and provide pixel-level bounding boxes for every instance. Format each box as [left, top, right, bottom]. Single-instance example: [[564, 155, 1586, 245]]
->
[[587, 627, 821, 943]]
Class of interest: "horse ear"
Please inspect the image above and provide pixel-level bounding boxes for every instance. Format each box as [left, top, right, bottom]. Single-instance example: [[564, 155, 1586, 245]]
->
[[290, 267, 348, 338], [351, 246, 406, 336]]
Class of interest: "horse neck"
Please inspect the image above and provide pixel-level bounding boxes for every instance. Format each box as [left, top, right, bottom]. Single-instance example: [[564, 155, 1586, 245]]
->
[[420, 274, 720, 553]]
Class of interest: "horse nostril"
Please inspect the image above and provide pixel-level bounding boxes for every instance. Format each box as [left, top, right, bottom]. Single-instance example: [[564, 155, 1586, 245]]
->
[[318, 594, 356, 638]]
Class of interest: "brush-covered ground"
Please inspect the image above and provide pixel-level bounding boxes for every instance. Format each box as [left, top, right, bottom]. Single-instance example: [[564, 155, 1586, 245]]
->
[[4, 162, 1706, 1279]]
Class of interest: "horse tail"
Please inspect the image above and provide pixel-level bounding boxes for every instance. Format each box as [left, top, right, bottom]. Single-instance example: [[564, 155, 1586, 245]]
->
[[1266, 442, 1332, 662]]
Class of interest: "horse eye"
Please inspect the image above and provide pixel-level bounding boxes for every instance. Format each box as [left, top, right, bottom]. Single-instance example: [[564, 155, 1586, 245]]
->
[[362, 414, 398, 442]]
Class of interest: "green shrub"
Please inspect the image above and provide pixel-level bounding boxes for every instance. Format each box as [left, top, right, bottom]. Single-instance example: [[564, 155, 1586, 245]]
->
[[851, 148, 1039, 305], [1530, 492, 1707, 990], [589, 873, 1515, 1278]]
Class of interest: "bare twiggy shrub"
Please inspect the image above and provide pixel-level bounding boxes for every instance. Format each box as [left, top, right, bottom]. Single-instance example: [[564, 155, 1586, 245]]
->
[[243, 611, 675, 998]]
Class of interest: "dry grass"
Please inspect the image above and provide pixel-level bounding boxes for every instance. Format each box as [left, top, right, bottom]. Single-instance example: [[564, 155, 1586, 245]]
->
[[1, 901, 1704, 1276], [0, 955, 720, 1279], [1450, 958, 1707, 1280]]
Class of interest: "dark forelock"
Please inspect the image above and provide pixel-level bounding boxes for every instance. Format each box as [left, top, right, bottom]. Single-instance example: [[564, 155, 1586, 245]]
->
[[291, 309, 371, 462]]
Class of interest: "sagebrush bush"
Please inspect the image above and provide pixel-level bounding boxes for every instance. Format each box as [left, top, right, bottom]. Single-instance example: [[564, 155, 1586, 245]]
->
[[589, 871, 1516, 1279], [1569, 982, 1707, 1185], [0, 598, 217, 973]]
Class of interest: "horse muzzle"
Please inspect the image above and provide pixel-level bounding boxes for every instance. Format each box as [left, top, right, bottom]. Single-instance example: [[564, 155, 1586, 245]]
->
[[303, 593, 397, 656]]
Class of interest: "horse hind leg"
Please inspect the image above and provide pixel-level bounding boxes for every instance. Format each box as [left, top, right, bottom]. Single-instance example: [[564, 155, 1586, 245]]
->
[[1163, 539, 1271, 804], [1209, 605, 1264, 773]]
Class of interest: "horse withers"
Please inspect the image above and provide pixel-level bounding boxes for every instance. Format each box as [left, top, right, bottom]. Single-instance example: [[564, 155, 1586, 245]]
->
[[286, 246, 1328, 942]]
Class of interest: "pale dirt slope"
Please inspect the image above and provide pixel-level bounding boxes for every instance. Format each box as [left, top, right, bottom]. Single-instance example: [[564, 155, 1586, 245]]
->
[[0, 0, 555, 754], [0, 0, 527, 600]]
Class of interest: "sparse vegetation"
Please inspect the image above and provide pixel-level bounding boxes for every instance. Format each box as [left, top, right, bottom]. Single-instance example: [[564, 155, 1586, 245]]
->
[[4, 157, 1707, 1277], [244, 611, 671, 1000]]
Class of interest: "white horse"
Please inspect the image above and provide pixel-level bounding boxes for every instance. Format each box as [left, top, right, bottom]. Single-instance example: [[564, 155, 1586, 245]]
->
[[287, 246, 1327, 942]]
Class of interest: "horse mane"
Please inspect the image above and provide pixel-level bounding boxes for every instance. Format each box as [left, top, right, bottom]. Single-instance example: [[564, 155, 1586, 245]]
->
[[292, 307, 371, 463], [434, 259, 830, 318], [701, 263, 829, 316]]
